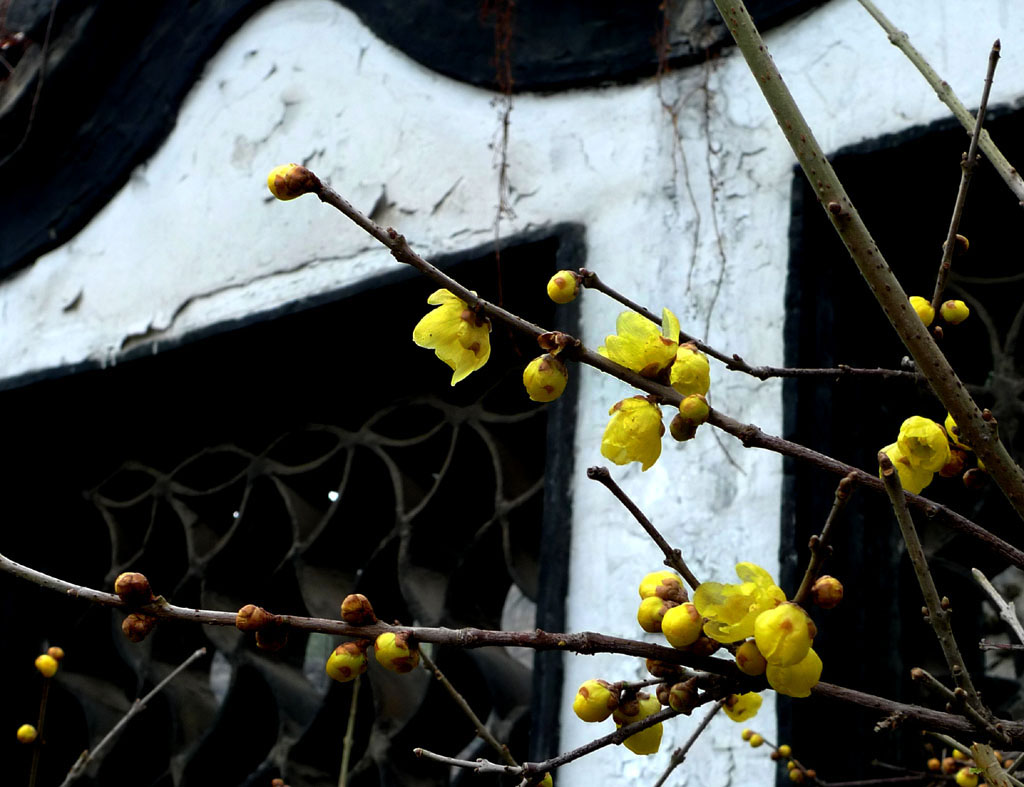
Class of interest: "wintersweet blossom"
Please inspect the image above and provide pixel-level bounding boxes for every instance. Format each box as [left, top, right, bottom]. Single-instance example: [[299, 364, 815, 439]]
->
[[879, 441, 933, 494], [670, 343, 710, 396], [693, 562, 786, 643], [600, 397, 664, 471], [598, 309, 680, 378], [412, 289, 491, 385], [766, 647, 822, 698], [753, 602, 816, 667], [723, 692, 763, 722], [897, 416, 951, 472]]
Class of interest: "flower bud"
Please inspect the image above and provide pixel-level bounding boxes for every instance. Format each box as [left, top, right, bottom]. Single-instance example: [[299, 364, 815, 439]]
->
[[940, 300, 970, 325], [538, 773, 553, 787], [326, 640, 370, 682], [638, 570, 687, 603], [669, 394, 710, 441], [944, 412, 971, 450], [670, 343, 710, 397], [741, 728, 753, 741], [941, 757, 956, 774], [523, 354, 569, 402], [645, 659, 684, 680], [47, 646, 65, 661], [114, 572, 154, 606], [939, 448, 967, 478], [340, 594, 377, 625], [572, 679, 618, 722], [686, 633, 721, 657], [374, 631, 420, 673], [255, 625, 289, 652], [810, 576, 844, 610], [546, 270, 580, 304], [637, 596, 676, 633], [788, 769, 804, 783], [613, 691, 659, 725], [267, 163, 318, 200], [926, 758, 941, 771], [909, 296, 935, 327], [754, 603, 815, 666], [16, 724, 37, 744], [121, 613, 158, 643], [955, 767, 978, 787], [749, 733, 765, 748], [778, 744, 792, 757], [661, 602, 702, 649], [667, 678, 698, 714], [735, 639, 767, 676], [723, 692, 763, 722], [35, 653, 59, 677], [236, 604, 275, 632]]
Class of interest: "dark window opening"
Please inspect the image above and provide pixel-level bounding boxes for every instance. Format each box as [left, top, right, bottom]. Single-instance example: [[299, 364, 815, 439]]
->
[[0, 225, 582, 786]]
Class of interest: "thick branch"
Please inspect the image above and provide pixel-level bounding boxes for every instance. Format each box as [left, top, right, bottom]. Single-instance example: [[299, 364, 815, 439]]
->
[[709, 0, 1024, 523]]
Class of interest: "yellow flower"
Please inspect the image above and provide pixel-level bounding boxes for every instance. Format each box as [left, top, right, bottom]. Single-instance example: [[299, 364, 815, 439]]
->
[[754, 602, 816, 667], [909, 296, 935, 326], [598, 309, 679, 378], [600, 397, 664, 471], [693, 562, 786, 643], [412, 289, 491, 385], [766, 647, 822, 698], [523, 354, 568, 402], [669, 343, 710, 397], [614, 693, 663, 756], [898, 416, 951, 472], [723, 692, 763, 722], [879, 442, 933, 495], [945, 412, 972, 451]]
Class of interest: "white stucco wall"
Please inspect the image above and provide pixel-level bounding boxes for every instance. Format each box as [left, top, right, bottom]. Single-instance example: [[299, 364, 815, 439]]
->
[[2, 0, 1023, 783]]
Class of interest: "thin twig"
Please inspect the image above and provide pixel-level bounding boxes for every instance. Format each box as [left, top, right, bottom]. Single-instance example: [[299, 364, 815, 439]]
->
[[857, 0, 1024, 206], [59, 648, 206, 786], [706, 0, 1024, 524], [580, 268, 920, 383], [912, 667, 1000, 741], [307, 175, 1024, 572], [878, 453, 989, 722], [930, 40, 1000, 312], [652, 700, 724, 787], [927, 731, 972, 756], [980, 641, 1024, 652], [419, 647, 518, 767], [973, 568, 1024, 646], [339, 674, 360, 787], [29, 674, 51, 787], [586, 466, 700, 590], [794, 474, 855, 606]]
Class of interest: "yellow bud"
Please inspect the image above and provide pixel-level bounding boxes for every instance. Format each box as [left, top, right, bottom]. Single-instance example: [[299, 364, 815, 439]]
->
[[953, 750, 967, 760], [661, 603, 703, 648], [34, 654, 58, 678], [622, 721, 663, 755], [741, 728, 754, 741], [749, 733, 765, 748], [47, 646, 65, 661], [523, 354, 569, 402], [546, 270, 580, 304], [955, 767, 979, 787], [778, 744, 792, 757], [810, 575, 844, 610], [538, 773, 553, 787], [788, 768, 805, 783], [613, 692, 659, 726], [267, 163, 318, 200], [667, 679, 698, 713], [326, 640, 370, 683], [374, 631, 420, 674], [735, 639, 768, 676], [639, 571, 685, 601], [754, 603, 815, 666], [16, 724, 37, 744], [722, 692, 763, 722], [637, 596, 675, 633], [909, 296, 935, 327], [940, 299, 970, 325], [572, 679, 618, 723]]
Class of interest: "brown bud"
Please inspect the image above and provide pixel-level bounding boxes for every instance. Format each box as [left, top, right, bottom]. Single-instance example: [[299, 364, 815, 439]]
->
[[804, 770, 817, 780], [255, 624, 288, 652], [939, 448, 967, 478], [770, 750, 781, 761], [810, 575, 844, 610], [47, 646, 65, 661], [941, 757, 956, 774], [941, 596, 951, 610], [685, 634, 721, 658], [963, 468, 987, 490], [668, 678, 698, 714], [114, 572, 154, 605], [910, 667, 925, 680], [953, 234, 969, 255], [656, 682, 672, 706], [932, 324, 944, 340], [340, 594, 377, 625], [236, 604, 275, 632], [271, 780, 285, 787], [122, 613, 158, 643], [645, 658, 684, 680], [669, 413, 699, 442]]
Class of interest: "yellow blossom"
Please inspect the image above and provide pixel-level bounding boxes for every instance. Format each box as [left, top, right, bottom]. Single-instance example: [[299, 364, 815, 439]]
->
[[598, 309, 679, 378], [945, 413, 972, 451], [669, 343, 710, 397], [897, 416, 951, 472], [766, 647, 822, 698], [723, 692, 763, 722], [614, 693, 663, 756], [601, 397, 664, 471], [754, 602, 816, 667], [693, 562, 786, 643], [879, 442, 933, 495], [909, 296, 935, 326], [412, 289, 491, 385]]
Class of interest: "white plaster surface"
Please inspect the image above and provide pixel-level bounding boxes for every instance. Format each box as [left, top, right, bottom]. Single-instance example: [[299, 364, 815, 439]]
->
[[3, 0, 1024, 783]]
